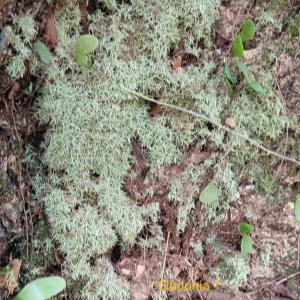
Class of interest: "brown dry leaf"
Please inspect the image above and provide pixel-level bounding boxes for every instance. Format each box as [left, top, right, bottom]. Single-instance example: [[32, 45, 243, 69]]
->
[[42, 14, 57, 51], [171, 55, 182, 73], [79, 1, 89, 33], [8, 80, 20, 100], [0, 258, 21, 295], [225, 117, 236, 128], [149, 103, 166, 117]]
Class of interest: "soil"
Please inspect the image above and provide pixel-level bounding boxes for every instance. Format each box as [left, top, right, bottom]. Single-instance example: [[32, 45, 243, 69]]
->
[[1, 0, 300, 300]]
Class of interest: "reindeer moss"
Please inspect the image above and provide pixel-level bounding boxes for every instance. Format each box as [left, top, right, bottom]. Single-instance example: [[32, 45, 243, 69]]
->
[[30, 0, 294, 298]]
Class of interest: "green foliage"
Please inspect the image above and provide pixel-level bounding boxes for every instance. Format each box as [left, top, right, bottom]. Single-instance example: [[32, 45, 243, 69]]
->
[[294, 195, 300, 223], [13, 277, 66, 300], [241, 234, 252, 255], [239, 223, 254, 234], [229, 20, 263, 95], [200, 181, 220, 205], [239, 223, 254, 255], [224, 61, 264, 96], [289, 13, 300, 37], [248, 81, 264, 95], [232, 19, 256, 57], [34, 40, 51, 64], [239, 20, 256, 41], [7, 16, 38, 78], [232, 35, 244, 58], [74, 35, 98, 66], [235, 61, 251, 81], [224, 64, 235, 84]]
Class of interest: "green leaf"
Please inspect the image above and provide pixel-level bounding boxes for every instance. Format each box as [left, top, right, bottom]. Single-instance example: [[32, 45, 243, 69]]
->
[[225, 78, 234, 96], [200, 182, 220, 205], [224, 64, 236, 84], [239, 223, 254, 234], [75, 34, 99, 66], [240, 20, 256, 42], [294, 195, 300, 223], [232, 35, 244, 58], [249, 81, 264, 95], [13, 276, 66, 300], [235, 61, 251, 82], [241, 234, 252, 255], [34, 41, 51, 64]]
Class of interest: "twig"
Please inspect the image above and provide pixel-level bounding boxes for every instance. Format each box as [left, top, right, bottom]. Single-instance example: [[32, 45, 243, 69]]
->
[[122, 87, 300, 167], [297, 234, 300, 269], [159, 231, 170, 300], [247, 271, 300, 296]]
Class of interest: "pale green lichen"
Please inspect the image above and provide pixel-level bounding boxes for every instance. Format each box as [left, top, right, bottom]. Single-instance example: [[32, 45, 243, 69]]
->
[[203, 163, 239, 225], [211, 254, 251, 287], [7, 15, 37, 78], [32, 0, 294, 297]]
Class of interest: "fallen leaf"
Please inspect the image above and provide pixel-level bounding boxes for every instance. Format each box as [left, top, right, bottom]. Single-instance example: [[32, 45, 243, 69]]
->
[[34, 40, 51, 64], [8, 81, 20, 100], [0, 258, 22, 295], [42, 14, 57, 51], [200, 181, 220, 205], [149, 103, 165, 117], [171, 55, 182, 73]]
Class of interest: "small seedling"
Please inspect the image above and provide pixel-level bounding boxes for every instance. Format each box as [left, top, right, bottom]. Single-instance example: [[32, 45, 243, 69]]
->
[[241, 234, 252, 255], [239, 20, 256, 42], [294, 194, 300, 223], [34, 40, 51, 64], [200, 181, 220, 205], [232, 19, 256, 58], [232, 35, 244, 58], [225, 20, 263, 96], [239, 223, 254, 234], [13, 276, 66, 300], [239, 223, 254, 255], [74, 34, 99, 66]]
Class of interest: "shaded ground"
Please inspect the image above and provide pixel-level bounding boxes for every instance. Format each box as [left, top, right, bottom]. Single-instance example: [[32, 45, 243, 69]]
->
[[1, 0, 300, 299]]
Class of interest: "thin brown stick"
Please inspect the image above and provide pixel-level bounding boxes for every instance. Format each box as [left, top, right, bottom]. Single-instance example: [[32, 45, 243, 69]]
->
[[159, 231, 170, 300], [123, 87, 300, 167], [247, 271, 300, 296]]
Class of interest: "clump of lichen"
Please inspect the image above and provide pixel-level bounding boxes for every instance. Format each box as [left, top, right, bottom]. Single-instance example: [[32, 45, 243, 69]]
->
[[35, 1, 224, 298], [28, 0, 294, 298], [210, 254, 251, 287], [6, 15, 38, 78]]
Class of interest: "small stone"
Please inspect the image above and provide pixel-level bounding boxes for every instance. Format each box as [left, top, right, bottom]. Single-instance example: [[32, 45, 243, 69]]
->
[[121, 268, 131, 276], [225, 117, 236, 128]]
